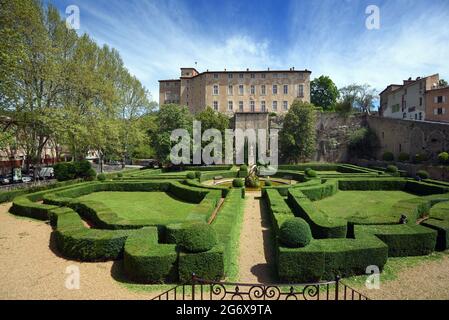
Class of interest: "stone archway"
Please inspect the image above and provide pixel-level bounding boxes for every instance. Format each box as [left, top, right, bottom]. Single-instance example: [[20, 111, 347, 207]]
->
[[427, 130, 447, 159], [409, 127, 426, 156]]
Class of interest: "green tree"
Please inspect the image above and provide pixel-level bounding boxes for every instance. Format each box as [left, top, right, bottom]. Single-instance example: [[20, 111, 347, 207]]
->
[[347, 128, 380, 159], [339, 84, 378, 114], [310, 75, 339, 111], [439, 79, 448, 87], [149, 104, 193, 165], [279, 100, 317, 163]]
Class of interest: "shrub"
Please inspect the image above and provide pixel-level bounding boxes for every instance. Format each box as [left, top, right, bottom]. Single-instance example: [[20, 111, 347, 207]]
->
[[398, 152, 410, 162], [240, 164, 248, 171], [117, 172, 123, 178], [305, 169, 317, 177], [414, 153, 429, 163], [438, 152, 449, 164], [194, 171, 202, 179], [54, 162, 77, 181], [382, 152, 394, 161], [179, 223, 218, 253], [245, 175, 260, 188], [264, 179, 272, 187], [186, 172, 196, 179], [239, 165, 248, 178], [417, 170, 430, 179], [74, 160, 92, 178], [232, 178, 244, 188], [97, 173, 106, 181], [85, 168, 97, 181], [279, 218, 312, 248], [386, 165, 398, 175]]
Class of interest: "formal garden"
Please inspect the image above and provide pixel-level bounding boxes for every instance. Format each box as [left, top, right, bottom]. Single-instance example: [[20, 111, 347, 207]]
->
[[4, 162, 449, 289]]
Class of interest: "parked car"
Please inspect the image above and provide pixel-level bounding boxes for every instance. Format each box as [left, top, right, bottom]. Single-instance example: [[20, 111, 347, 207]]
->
[[0, 176, 10, 185], [39, 167, 54, 179], [21, 176, 32, 183]]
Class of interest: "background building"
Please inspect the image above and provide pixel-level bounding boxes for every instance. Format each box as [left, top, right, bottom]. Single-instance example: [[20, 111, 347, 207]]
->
[[159, 67, 311, 115], [379, 74, 440, 121], [425, 86, 449, 123]]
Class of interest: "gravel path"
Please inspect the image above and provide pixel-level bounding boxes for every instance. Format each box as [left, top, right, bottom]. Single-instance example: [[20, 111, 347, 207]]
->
[[0, 203, 148, 300], [355, 255, 449, 300], [238, 191, 276, 283]]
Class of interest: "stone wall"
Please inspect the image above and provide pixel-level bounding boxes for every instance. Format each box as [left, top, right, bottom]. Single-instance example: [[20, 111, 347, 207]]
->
[[313, 113, 366, 162], [367, 116, 449, 160]]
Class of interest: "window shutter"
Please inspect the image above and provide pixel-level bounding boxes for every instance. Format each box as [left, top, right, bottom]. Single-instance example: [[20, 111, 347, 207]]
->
[[434, 108, 438, 115], [443, 108, 446, 115], [434, 96, 438, 103], [444, 96, 447, 103]]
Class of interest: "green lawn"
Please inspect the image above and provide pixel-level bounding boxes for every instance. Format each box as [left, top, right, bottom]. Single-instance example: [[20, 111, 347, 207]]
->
[[313, 190, 416, 220], [78, 191, 196, 224]]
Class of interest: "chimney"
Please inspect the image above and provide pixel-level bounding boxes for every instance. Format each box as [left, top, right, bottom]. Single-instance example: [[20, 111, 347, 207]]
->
[[268, 67, 270, 71], [246, 68, 249, 71], [292, 67, 295, 70]]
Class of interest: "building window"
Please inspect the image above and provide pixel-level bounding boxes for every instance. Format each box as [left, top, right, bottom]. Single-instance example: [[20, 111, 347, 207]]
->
[[261, 85, 266, 95], [419, 112, 422, 120], [435, 96, 446, 103], [435, 107, 446, 115], [298, 84, 304, 98], [419, 97, 423, 106], [214, 73, 219, 79], [239, 84, 244, 95], [273, 73, 278, 78], [228, 73, 233, 79], [415, 113, 418, 120], [261, 101, 266, 112], [250, 101, 255, 112], [228, 101, 233, 111], [272, 101, 278, 111], [283, 101, 288, 110], [213, 85, 219, 95], [251, 85, 256, 95], [213, 101, 218, 111], [403, 113, 406, 119], [239, 73, 244, 79], [261, 74, 266, 79], [251, 73, 255, 79], [273, 85, 278, 95], [239, 101, 243, 112], [283, 85, 288, 95], [228, 84, 233, 95]]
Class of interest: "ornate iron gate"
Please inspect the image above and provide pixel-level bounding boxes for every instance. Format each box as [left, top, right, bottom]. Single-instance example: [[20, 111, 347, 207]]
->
[[151, 274, 370, 300]]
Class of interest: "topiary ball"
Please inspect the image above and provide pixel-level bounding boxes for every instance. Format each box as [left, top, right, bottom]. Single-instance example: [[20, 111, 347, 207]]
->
[[97, 173, 106, 181], [232, 178, 244, 187], [306, 169, 317, 178], [438, 152, 449, 164], [386, 165, 398, 174], [417, 170, 429, 179], [382, 152, 394, 161], [240, 164, 248, 171], [264, 179, 272, 186], [279, 218, 312, 248], [186, 172, 195, 179], [194, 171, 202, 179], [179, 223, 218, 253], [117, 172, 123, 178]]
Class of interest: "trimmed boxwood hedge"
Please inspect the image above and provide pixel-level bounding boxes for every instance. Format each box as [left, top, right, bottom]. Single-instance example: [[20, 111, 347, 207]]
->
[[51, 207, 132, 261], [287, 188, 347, 239], [179, 223, 218, 253], [354, 224, 437, 257], [277, 237, 388, 282], [123, 227, 178, 283]]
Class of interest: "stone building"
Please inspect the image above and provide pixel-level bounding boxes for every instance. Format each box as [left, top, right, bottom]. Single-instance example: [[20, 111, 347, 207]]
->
[[379, 74, 440, 121], [159, 67, 311, 115], [425, 86, 449, 123]]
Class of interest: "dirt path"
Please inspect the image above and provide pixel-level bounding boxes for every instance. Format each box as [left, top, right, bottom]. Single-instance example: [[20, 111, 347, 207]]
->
[[238, 191, 276, 283], [355, 255, 449, 300], [0, 203, 149, 300]]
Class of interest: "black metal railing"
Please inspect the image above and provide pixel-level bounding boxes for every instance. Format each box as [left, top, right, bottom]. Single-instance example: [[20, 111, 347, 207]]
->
[[151, 274, 370, 300]]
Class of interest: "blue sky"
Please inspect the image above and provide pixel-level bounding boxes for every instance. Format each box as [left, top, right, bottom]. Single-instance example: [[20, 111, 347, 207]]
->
[[49, 0, 449, 103]]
